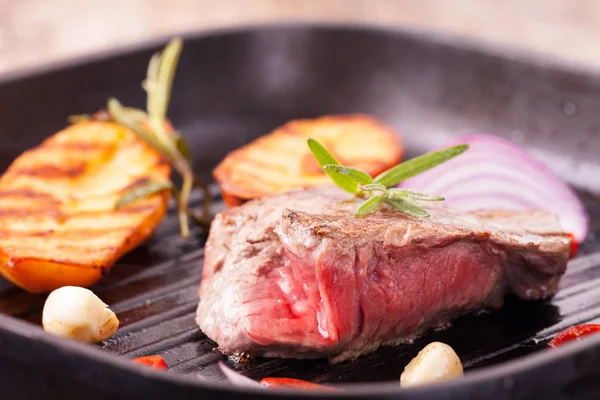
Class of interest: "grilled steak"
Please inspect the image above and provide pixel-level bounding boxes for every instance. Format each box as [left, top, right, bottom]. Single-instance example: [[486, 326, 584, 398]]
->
[[196, 186, 570, 362]]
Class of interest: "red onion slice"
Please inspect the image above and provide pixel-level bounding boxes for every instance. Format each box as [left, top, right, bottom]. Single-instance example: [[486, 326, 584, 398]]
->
[[400, 134, 589, 243], [218, 362, 263, 388]]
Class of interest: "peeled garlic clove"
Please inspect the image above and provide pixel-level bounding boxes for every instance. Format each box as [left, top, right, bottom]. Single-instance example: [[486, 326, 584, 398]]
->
[[400, 342, 463, 387], [42, 286, 119, 343]]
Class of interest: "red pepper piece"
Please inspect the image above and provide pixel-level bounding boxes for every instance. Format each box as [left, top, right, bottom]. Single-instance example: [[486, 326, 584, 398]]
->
[[565, 233, 579, 257], [260, 377, 341, 391], [548, 324, 600, 348], [131, 355, 168, 370]]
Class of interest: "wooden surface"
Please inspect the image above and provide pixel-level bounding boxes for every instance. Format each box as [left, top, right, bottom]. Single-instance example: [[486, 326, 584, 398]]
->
[[1, 0, 600, 74]]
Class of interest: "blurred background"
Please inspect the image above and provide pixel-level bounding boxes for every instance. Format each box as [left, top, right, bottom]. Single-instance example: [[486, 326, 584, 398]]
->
[[1, 0, 600, 74]]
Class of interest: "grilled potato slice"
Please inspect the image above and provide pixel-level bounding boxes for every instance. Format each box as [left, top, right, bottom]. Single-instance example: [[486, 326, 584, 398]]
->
[[214, 115, 404, 206], [0, 121, 171, 293]]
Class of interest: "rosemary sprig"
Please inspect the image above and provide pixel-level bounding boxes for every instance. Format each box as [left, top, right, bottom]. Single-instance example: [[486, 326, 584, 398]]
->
[[309, 139, 468, 217], [106, 38, 202, 238]]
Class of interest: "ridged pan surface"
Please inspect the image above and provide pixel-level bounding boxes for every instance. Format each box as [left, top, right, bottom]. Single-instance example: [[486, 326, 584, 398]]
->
[[1, 25, 600, 398]]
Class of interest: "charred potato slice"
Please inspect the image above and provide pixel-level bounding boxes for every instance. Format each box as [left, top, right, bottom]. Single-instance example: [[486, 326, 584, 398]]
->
[[0, 121, 171, 293], [214, 115, 404, 206]]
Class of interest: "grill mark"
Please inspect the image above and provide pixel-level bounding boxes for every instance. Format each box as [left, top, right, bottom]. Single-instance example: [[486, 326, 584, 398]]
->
[[0, 208, 62, 218], [0, 189, 59, 203], [10, 252, 117, 268], [462, 343, 524, 369], [564, 253, 600, 274], [102, 312, 198, 354], [13, 164, 86, 179], [0, 202, 158, 220], [226, 165, 279, 189], [0, 189, 52, 199], [5, 244, 117, 254], [246, 154, 293, 171], [535, 302, 600, 341], [554, 275, 600, 301], [0, 227, 133, 238], [43, 141, 115, 152], [67, 203, 162, 218]]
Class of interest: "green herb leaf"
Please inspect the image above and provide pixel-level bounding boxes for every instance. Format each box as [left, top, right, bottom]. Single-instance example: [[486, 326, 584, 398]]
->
[[355, 195, 384, 217], [116, 180, 174, 209], [359, 183, 388, 193], [385, 198, 429, 218], [374, 144, 468, 187], [323, 165, 373, 185], [142, 53, 160, 94], [387, 188, 444, 201], [146, 38, 182, 130], [173, 133, 192, 162], [307, 138, 358, 194], [121, 106, 149, 122]]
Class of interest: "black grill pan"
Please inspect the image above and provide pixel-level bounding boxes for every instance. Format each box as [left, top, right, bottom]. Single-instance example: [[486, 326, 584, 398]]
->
[[1, 24, 600, 399]]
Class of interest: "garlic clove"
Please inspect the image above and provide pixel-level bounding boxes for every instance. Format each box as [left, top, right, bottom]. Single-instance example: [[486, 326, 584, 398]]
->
[[400, 341, 463, 387], [42, 286, 119, 343]]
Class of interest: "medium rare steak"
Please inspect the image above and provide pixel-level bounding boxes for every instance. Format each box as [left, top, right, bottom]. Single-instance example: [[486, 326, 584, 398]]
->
[[197, 186, 570, 362]]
